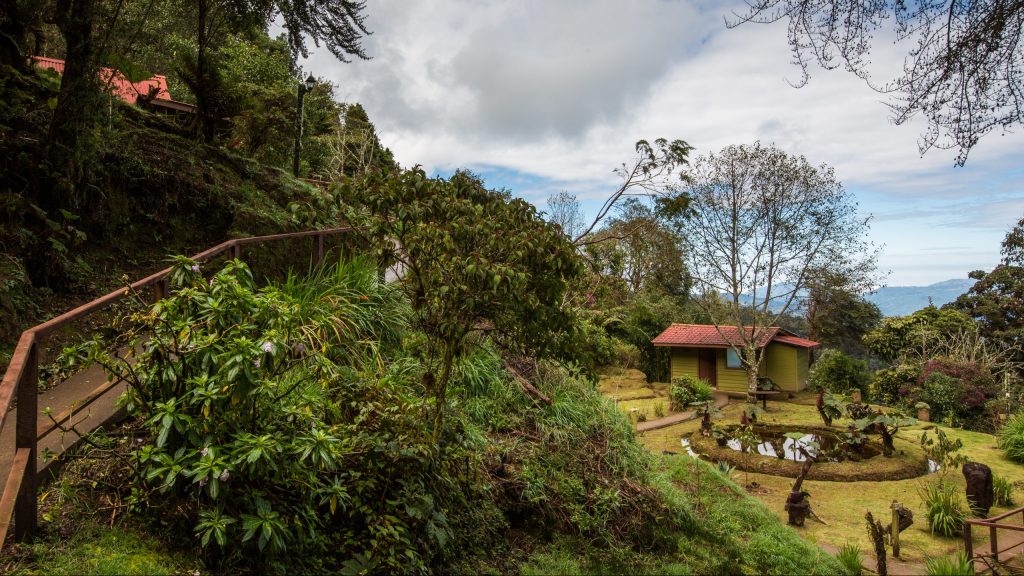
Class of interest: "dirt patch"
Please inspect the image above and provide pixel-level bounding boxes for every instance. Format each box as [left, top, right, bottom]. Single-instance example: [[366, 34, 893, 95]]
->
[[689, 425, 931, 482]]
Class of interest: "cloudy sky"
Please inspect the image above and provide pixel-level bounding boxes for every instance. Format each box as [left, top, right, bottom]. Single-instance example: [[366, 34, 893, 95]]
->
[[297, 0, 1024, 286]]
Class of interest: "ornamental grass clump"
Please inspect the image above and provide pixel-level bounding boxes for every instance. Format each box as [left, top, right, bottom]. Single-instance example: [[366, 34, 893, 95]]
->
[[999, 412, 1024, 462], [835, 542, 863, 576], [993, 475, 1016, 506], [923, 551, 974, 576], [920, 481, 967, 537]]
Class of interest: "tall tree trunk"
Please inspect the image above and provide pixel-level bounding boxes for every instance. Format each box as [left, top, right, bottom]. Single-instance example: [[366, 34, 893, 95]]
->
[[432, 343, 455, 443], [744, 346, 759, 398], [45, 0, 97, 214], [0, 2, 29, 70], [194, 0, 214, 143]]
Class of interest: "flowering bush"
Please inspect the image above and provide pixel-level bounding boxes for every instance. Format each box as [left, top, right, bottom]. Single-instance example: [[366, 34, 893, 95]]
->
[[898, 357, 997, 429]]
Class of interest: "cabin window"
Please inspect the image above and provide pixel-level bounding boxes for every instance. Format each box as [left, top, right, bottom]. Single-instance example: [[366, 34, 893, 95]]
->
[[726, 348, 742, 369]]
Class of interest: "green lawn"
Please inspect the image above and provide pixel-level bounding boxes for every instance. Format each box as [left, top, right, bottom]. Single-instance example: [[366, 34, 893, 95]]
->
[[634, 392, 1024, 564]]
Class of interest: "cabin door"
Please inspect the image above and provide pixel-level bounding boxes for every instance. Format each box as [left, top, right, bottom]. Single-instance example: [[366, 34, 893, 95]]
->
[[697, 349, 717, 387]]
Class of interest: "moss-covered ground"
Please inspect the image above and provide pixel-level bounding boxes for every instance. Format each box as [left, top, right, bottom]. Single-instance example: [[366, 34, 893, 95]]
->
[[609, 371, 1024, 565]]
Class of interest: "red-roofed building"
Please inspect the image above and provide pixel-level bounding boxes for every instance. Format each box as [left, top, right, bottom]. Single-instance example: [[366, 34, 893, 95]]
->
[[32, 56, 196, 114], [652, 323, 818, 395]]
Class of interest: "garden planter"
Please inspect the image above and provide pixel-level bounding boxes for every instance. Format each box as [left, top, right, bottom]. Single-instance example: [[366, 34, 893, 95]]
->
[[917, 408, 930, 422]]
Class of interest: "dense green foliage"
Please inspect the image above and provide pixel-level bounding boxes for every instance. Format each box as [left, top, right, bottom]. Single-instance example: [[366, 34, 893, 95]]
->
[[337, 168, 583, 439], [999, 412, 1024, 463], [669, 374, 713, 411], [869, 364, 918, 406], [862, 306, 975, 363], [808, 349, 871, 397], [66, 258, 489, 571]]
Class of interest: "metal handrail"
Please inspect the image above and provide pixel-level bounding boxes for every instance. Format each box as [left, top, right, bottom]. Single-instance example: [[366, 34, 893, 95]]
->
[[964, 505, 1024, 570], [0, 226, 352, 544]]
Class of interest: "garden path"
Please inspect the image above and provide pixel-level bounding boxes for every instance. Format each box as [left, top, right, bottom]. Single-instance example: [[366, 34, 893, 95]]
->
[[635, 393, 729, 432], [0, 362, 127, 478]]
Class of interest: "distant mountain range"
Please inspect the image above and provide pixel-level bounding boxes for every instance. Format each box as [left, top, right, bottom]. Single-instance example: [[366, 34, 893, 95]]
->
[[731, 278, 976, 318], [865, 278, 975, 317]]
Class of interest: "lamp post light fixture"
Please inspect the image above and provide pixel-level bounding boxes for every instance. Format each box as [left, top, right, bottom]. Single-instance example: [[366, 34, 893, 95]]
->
[[292, 73, 316, 177]]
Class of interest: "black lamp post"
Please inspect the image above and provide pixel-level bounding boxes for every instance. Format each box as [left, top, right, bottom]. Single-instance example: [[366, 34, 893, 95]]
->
[[292, 73, 316, 177]]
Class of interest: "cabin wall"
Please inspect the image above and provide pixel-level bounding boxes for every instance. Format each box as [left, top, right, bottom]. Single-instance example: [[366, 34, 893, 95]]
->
[[715, 349, 751, 393], [796, 347, 809, 391], [669, 348, 698, 383]]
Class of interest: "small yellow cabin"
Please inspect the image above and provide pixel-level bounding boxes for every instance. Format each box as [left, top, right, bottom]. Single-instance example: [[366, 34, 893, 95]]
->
[[651, 324, 818, 396]]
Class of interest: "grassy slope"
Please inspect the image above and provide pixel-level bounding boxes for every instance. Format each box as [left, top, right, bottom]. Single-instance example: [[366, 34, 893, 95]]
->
[[519, 455, 839, 575], [0, 66, 333, 360]]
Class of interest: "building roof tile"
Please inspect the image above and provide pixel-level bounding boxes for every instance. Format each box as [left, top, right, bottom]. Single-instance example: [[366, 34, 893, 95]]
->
[[651, 323, 818, 349]]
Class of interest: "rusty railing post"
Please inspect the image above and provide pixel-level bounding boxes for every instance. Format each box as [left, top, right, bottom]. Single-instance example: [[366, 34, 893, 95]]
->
[[991, 525, 999, 562], [13, 338, 38, 540], [152, 278, 166, 303], [964, 523, 974, 569], [314, 234, 325, 267]]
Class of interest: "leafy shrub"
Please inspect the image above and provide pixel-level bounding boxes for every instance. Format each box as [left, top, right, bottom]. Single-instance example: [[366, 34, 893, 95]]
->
[[999, 412, 1024, 463], [919, 429, 967, 479], [835, 542, 863, 576], [612, 339, 643, 370], [654, 402, 666, 418], [66, 257, 502, 572], [923, 551, 974, 576], [920, 481, 967, 537], [809, 349, 871, 398], [993, 475, 1015, 506], [670, 374, 713, 411], [870, 364, 918, 406]]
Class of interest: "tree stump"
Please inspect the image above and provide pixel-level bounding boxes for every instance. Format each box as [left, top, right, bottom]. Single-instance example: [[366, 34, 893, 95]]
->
[[886, 503, 914, 534], [866, 511, 887, 576], [962, 461, 994, 516], [786, 491, 811, 526]]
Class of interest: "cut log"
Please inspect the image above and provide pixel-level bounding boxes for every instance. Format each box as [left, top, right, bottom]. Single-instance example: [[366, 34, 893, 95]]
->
[[503, 362, 552, 405]]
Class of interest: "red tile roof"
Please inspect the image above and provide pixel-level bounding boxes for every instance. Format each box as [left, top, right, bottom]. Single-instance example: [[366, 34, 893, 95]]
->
[[773, 334, 820, 348], [32, 56, 174, 104], [651, 323, 818, 349]]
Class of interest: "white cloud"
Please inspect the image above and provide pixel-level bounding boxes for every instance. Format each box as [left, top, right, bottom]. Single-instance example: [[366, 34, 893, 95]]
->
[[298, 0, 1024, 284]]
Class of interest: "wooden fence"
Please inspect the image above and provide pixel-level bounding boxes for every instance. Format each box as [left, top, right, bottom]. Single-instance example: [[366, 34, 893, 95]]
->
[[965, 504, 1024, 571], [0, 227, 353, 545]]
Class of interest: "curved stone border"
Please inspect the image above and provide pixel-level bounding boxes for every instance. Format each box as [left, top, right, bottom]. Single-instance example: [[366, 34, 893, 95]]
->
[[689, 424, 931, 482]]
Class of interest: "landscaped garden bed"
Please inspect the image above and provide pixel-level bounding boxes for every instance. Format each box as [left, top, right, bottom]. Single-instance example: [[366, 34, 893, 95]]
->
[[689, 423, 931, 481]]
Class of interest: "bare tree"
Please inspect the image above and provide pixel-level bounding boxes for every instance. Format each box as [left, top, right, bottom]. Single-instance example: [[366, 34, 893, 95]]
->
[[728, 1, 1024, 166], [545, 191, 586, 241], [573, 138, 693, 244], [676, 142, 874, 395]]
